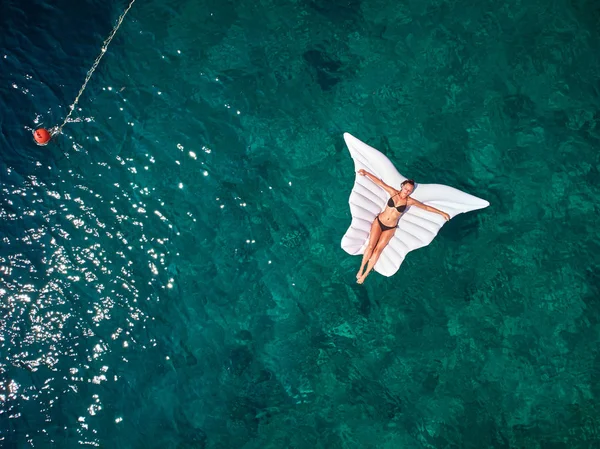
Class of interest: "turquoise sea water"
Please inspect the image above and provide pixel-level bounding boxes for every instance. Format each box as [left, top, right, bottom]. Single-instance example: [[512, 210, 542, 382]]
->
[[1, 0, 600, 447]]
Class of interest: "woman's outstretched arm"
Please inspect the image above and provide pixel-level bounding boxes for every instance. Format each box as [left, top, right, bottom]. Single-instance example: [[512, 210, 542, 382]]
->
[[407, 197, 450, 221], [357, 169, 397, 197]]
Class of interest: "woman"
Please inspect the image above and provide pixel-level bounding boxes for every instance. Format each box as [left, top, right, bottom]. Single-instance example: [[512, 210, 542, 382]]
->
[[356, 169, 450, 284]]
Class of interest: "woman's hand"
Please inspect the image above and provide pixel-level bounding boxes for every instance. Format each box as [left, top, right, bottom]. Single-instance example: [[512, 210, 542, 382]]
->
[[358, 169, 367, 176], [442, 212, 450, 222]]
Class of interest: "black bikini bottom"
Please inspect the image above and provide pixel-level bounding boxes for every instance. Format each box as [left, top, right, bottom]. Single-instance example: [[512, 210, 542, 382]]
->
[[377, 216, 398, 232]]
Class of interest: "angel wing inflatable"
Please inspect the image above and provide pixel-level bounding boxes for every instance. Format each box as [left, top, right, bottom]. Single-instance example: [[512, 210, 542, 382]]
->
[[341, 133, 489, 277]]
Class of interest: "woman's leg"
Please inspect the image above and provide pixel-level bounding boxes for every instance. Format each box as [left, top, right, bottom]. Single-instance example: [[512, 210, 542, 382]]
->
[[357, 217, 383, 279], [357, 228, 395, 284]]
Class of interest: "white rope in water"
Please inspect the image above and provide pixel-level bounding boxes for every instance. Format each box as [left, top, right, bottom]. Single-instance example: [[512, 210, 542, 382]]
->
[[52, 0, 136, 135]]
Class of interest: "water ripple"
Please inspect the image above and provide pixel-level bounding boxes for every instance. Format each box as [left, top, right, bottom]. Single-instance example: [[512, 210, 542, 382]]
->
[[0, 146, 175, 442]]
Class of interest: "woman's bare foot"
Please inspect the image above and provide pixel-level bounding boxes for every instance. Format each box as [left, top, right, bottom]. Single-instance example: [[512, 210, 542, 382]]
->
[[357, 274, 366, 284]]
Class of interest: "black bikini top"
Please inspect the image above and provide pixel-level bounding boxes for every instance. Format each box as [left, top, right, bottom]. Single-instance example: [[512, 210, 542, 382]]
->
[[388, 197, 407, 213]]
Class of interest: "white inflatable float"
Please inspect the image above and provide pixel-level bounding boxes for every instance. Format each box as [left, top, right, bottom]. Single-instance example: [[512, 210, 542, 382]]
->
[[341, 133, 489, 277]]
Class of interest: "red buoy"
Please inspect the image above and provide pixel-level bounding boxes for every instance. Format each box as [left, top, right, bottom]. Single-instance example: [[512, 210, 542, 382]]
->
[[33, 128, 51, 145]]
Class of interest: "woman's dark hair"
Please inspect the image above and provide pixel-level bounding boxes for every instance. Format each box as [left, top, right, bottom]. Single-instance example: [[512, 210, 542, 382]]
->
[[401, 179, 415, 187]]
